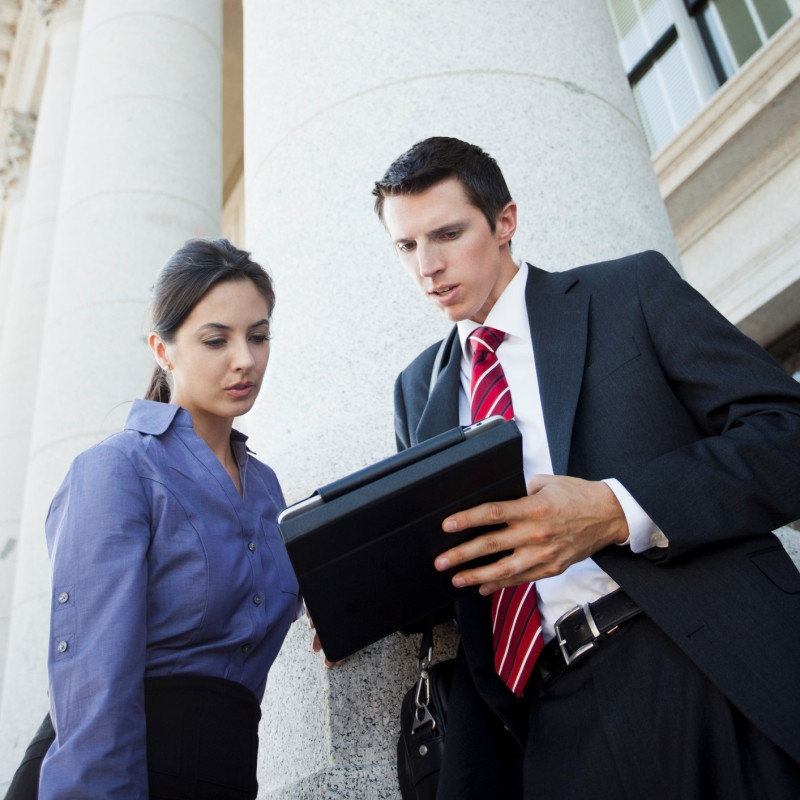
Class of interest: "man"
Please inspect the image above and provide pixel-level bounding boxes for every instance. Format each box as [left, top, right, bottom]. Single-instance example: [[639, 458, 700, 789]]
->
[[373, 136, 800, 798]]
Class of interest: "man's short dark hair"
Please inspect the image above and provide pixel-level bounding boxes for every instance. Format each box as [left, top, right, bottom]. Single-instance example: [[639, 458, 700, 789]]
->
[[372, 137, 512, 232]]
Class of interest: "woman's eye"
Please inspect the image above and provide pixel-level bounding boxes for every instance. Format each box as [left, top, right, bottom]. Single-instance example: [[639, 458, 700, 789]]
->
[[203, 339, 226, 348], [251, 333, 271, 343]]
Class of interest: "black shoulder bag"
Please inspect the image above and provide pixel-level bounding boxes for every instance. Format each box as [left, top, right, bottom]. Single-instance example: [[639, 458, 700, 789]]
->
[[397, 618, 455, 800]]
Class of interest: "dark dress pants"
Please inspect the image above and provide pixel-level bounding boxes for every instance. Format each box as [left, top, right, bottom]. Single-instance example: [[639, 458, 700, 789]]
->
[[439, 616, 800, 799]]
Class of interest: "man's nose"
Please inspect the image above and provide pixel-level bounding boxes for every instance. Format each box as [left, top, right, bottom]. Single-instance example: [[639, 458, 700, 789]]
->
[[416, 243, 443, 277]]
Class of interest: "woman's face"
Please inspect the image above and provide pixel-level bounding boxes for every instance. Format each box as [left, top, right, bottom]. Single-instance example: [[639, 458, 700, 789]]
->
[[152, 279, 272, 428]]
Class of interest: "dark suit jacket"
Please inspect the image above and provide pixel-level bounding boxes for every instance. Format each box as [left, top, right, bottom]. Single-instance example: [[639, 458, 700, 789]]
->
[[394, 251, 800, 764]]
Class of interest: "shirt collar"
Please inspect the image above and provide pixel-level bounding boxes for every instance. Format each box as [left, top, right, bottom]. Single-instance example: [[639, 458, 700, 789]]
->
[[457, 260, 531, 357], [124, 398, 249, 446]]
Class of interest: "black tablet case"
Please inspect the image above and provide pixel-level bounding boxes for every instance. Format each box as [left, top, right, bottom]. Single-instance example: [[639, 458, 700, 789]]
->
[[278, 417, 525, 661]]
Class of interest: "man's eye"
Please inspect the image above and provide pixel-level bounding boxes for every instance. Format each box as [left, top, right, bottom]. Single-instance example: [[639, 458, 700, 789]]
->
[[397, 242, 416, 253], [441, 230, 460, 240]]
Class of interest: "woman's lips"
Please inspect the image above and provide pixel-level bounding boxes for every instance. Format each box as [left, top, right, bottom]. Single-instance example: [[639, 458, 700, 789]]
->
[[225, 382, 255, 399]]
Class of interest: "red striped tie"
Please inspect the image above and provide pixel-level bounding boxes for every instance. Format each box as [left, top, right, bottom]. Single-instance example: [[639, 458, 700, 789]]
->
[[469, 326, 543, 696]]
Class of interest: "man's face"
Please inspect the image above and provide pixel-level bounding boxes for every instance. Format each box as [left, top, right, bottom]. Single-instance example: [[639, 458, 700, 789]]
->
[[382, 177, 518, 324]]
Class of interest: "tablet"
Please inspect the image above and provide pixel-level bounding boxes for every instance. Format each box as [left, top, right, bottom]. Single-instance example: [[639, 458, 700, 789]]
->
[[278, 416, 525, 661]]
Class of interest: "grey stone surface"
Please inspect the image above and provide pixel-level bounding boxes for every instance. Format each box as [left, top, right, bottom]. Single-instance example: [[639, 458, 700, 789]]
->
[[775, 525, 800, 567], [242, 1, 677, 797], [257, 620, 458, 799]]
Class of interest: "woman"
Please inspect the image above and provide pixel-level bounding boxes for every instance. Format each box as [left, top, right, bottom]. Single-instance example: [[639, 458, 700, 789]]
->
[[32, 238, 300, 798]]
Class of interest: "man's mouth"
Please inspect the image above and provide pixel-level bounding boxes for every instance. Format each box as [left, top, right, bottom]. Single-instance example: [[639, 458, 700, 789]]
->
[[431, 285, 456, 296]]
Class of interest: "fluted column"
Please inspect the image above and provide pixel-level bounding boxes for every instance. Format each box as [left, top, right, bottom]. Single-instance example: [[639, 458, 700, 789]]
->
[[242, 1, 677, 797], [0, 107, 35, 331], [0, 3, 83, 773], [0, 106, 35, 705], [0, 181, 24, 341], [0, 0, 223, 785]]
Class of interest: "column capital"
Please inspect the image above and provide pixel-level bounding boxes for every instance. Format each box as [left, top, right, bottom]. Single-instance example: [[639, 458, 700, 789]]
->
[[0, 107, 35, 199], [32, 0, 82, 26]]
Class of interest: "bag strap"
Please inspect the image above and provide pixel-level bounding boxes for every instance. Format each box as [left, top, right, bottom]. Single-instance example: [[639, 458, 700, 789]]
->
[[411, 615, 438, 734], [416, 614, 434, 665]]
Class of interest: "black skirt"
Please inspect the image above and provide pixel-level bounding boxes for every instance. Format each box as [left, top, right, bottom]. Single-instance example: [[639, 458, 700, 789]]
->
[[145, 674, 262, 800], [5, 674, 262, 800]]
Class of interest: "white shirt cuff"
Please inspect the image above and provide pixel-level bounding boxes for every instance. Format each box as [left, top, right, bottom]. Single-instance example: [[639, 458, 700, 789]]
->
[[603, 478, 668, 552]]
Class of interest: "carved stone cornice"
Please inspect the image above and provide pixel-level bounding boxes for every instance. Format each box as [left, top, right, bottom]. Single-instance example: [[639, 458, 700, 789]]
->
[[0, 2, 20, 107], [0, 107, 35, 199], [0, 0, 20, 30]]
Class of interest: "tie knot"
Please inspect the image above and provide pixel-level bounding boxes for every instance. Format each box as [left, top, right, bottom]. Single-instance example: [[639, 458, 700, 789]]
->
[[470, 326, 506, 356]]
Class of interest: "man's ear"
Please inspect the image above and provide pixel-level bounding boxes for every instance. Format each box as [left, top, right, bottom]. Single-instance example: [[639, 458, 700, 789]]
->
[[148, 332, 172, 371], [495, 201, 517, 246]]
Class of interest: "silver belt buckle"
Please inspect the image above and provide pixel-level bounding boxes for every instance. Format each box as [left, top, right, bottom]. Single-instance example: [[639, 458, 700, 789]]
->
[[554, 602, 602, 666]]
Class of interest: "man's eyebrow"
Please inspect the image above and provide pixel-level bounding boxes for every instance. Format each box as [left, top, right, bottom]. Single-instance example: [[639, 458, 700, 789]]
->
[[393, 219, 469, 245], [430, 220, 467, 236]]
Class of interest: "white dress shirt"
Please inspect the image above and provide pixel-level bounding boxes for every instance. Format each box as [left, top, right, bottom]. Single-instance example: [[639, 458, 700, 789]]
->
[[456, 261, 667, 641]]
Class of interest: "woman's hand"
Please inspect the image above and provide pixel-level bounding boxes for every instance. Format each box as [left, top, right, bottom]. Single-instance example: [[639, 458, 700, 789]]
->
[[307, 611, 345, 668]]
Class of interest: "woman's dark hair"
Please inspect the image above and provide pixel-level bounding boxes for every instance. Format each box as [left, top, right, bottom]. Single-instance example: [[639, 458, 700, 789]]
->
[[145, 238, 275, 403]]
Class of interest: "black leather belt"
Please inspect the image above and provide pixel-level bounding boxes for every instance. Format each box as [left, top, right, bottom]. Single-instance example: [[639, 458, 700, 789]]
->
[[535, 589, 642, 687]]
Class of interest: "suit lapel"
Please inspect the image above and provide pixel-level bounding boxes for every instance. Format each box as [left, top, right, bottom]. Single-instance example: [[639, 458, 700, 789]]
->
[[525, 266, 589, 476], [416, 327, 461, 442]]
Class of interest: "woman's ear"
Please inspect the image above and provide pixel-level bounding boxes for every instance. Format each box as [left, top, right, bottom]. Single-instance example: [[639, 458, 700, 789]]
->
[[148, 332, 172, 371]]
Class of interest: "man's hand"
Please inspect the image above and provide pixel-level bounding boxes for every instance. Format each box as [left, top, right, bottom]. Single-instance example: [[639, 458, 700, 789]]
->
[[434, 475, 629, 594]]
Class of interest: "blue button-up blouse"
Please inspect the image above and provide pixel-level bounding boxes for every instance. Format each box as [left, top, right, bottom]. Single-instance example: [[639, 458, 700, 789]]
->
[[39, 399, 301, 799]]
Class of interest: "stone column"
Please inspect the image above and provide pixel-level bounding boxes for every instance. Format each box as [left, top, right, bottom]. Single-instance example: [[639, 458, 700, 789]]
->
[[0, 2, 83, 769], [0, 184, 23, 343], [0, 0, 223, 784], [242, 1, 677, 797], [0, 108, 35, 331], [0, 107, 35, 705]]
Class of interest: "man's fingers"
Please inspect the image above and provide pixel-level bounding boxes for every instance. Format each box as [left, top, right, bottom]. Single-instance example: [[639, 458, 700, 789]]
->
[[442, 499, 512, 533], [434, 527, 512, 572], [446, 547, 542, 590]]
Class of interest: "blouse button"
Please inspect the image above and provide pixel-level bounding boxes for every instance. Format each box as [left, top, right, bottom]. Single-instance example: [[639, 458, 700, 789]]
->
[[57, 640, 68, 653], [241, 644, 251, 654], [248, 541, 256, 552], [253, 594, 262, 606], [57, 592, 69, 604]]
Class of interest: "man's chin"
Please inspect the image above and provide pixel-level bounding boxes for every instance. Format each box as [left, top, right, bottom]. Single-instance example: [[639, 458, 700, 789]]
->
[[433, 303, 468, 323]]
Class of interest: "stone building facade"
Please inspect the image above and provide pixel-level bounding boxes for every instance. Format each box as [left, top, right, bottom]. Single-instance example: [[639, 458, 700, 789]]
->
[[0, 1, 797, 796]]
